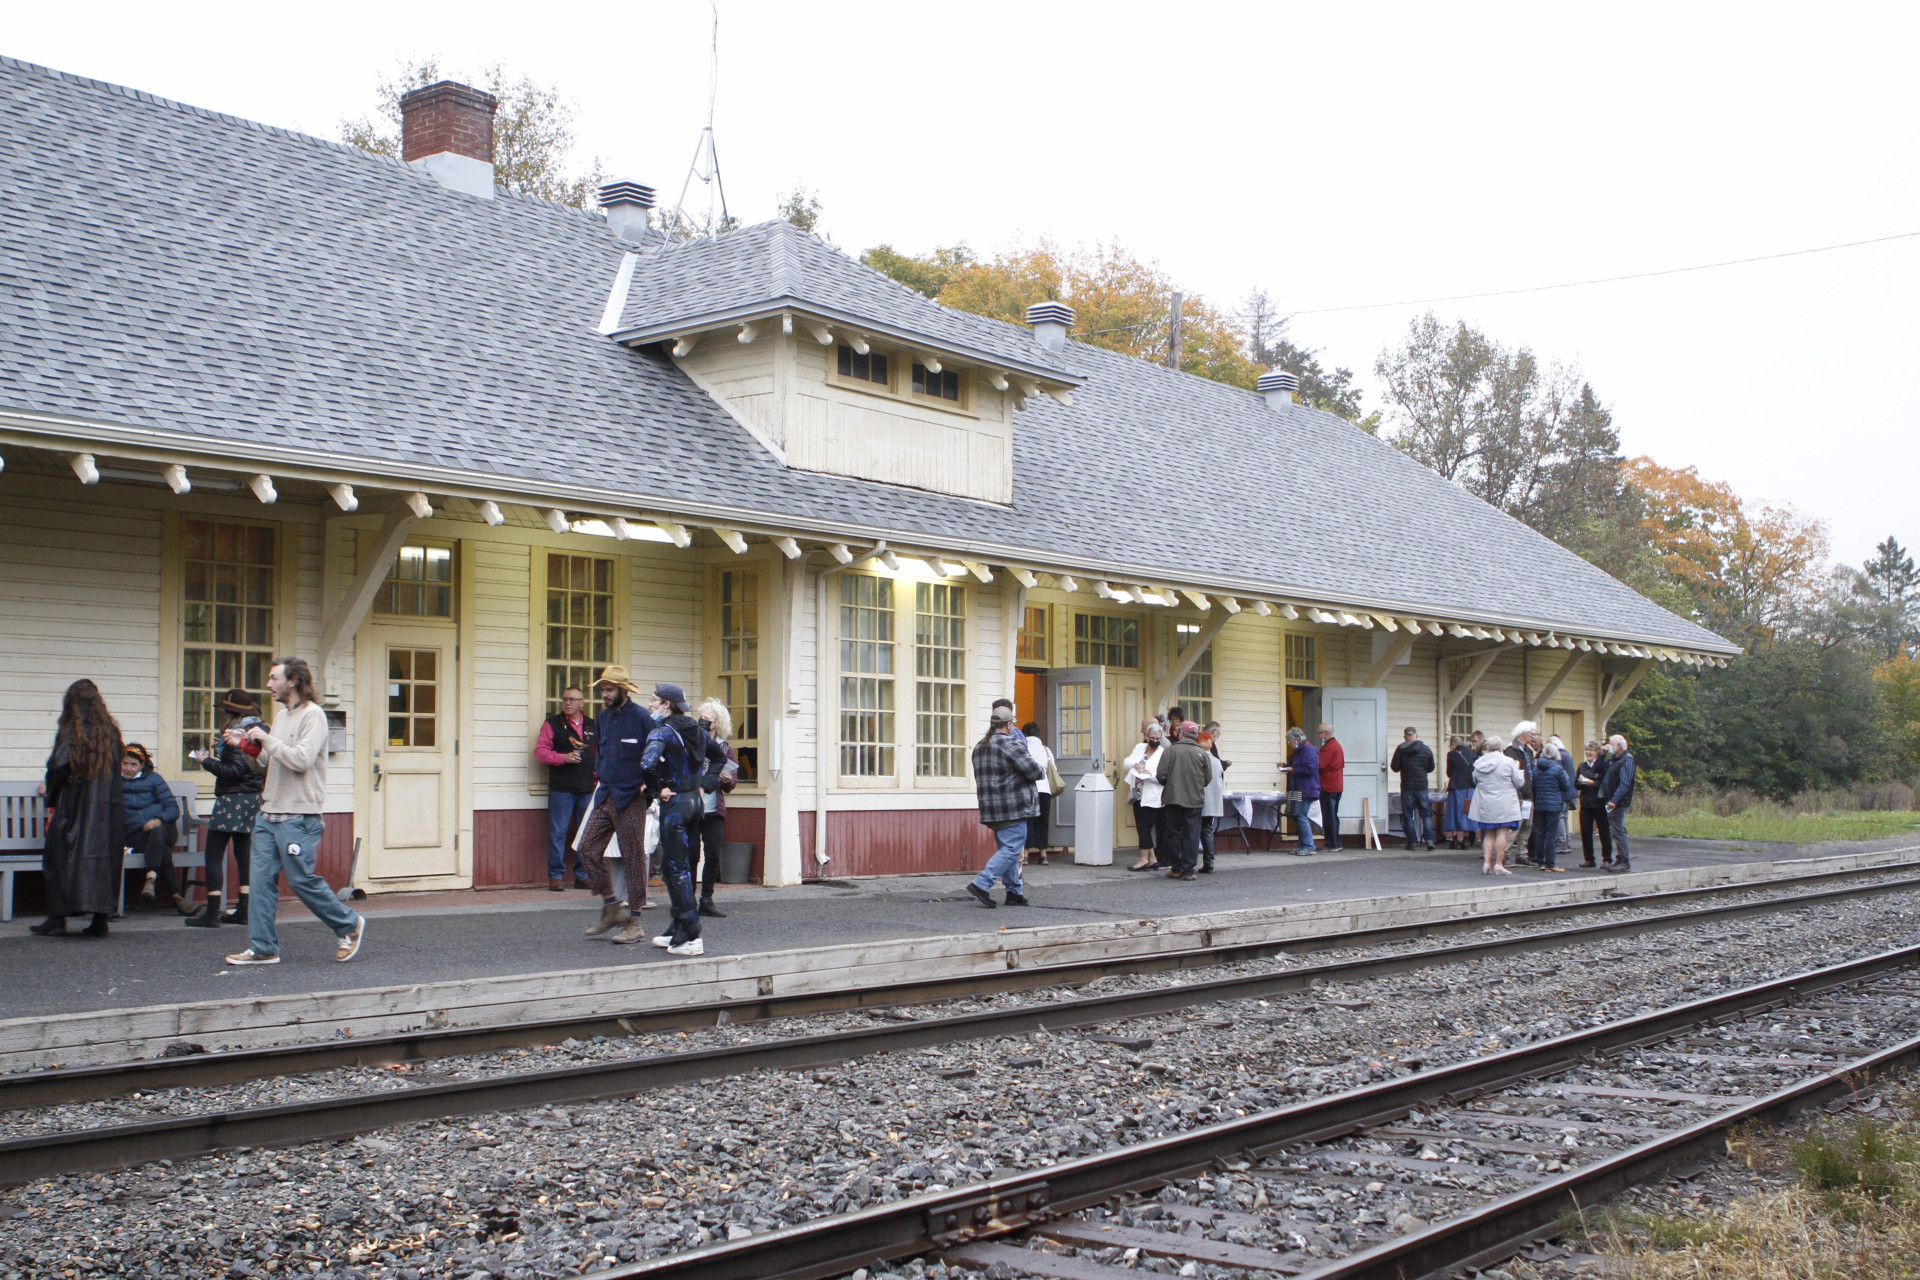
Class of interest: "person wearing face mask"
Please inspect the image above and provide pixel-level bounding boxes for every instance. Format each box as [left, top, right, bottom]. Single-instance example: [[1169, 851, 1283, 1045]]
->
[[638, 682, 711, 956], [691, 698, 740, 919], [1123, 720, 1167, 872], [574, 666, 657, 941]]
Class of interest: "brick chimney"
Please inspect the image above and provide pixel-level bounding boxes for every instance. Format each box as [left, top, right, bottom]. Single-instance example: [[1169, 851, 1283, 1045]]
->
[[399, 80, 498, 199]]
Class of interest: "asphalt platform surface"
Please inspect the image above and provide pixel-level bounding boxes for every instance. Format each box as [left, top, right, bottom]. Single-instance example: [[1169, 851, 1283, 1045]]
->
[[5, 834, 1918, 1021]]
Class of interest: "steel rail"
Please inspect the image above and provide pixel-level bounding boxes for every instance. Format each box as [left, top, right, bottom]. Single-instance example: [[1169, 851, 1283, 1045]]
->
[[2, 874, 1916, 1187], [7, 858, 1916, 1110], [598, 942, 1920, 1280]]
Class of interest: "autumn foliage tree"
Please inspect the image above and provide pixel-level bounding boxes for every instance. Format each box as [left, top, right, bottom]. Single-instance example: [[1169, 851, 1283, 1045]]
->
[[862, 238, 1264, 389]]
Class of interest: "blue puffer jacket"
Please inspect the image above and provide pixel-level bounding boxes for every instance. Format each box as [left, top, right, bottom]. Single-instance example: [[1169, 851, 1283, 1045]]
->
[[121, 767, 180, 835], [1531, 754, 1572, 813]]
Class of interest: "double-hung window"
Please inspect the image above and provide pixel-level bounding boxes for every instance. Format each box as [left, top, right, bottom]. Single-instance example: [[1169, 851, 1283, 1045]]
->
[[180, 518, 277, 762], [838, 574, 895, 777], [716, 568, 760, 782], [914, 582, 966, 777], [545, 553, 616, 715], [1285, 633, 1318, 682], [1074, 612, 1140, 668]]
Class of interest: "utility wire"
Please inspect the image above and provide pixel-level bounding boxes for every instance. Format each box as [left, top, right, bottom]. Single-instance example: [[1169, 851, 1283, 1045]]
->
[[1280, 229, 1920, 317]]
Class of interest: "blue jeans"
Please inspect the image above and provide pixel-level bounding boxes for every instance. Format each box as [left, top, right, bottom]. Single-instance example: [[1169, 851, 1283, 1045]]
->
[[547, 789, 593, 880], [1402, 788, 1432, 845], [658, 792, 703, 942], [973, 821, 1027, 894], [1534, 809, 1565, 868], [1292, 798, 1317, 850], [1320, 792, 1343, 849], [248, 814, 358, 956]]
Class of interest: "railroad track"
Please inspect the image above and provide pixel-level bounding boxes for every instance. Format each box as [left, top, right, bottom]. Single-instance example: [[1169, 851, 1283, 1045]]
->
[[604, 944, 1920, 1280], [3, 868, 1917, 1189], [8, 859, 1918, 1111]]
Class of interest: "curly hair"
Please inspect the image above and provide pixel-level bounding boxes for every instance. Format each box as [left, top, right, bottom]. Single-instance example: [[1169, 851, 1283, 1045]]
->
[[58, 679, 122, 782]]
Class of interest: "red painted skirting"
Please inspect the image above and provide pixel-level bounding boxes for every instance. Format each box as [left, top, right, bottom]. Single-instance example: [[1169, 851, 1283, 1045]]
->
[[474, 807, 550, 888], [796, 807, 994, 878]]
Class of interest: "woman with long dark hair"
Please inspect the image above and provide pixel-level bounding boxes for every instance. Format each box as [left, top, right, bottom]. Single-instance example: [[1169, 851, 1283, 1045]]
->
[[32, 679, 125, 936]]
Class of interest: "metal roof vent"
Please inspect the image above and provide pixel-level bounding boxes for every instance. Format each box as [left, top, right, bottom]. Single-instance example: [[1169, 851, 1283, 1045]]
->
[[1258, 369, 1300, 409], [597, 180, 657, 243], [1026, 301, 1075, 351]]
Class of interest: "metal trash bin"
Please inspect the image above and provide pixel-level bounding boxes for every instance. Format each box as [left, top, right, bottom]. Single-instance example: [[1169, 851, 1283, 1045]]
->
[[1072, 772, 1115, 866], [718, 841, 755, 884]]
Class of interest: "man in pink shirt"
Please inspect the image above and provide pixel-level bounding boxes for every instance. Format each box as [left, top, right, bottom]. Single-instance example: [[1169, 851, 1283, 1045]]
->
[[535, 687, 598, 890]]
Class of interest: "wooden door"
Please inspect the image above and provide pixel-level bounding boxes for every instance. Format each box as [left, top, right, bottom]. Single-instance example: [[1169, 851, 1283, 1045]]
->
[[1546, 708, 1584, 751], [1105, 669, 1147, 846], [362, 626, 459, 881]]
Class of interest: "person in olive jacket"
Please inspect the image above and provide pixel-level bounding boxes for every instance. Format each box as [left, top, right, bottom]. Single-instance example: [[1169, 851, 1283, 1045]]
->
[[1154, 720, 1213, 881]]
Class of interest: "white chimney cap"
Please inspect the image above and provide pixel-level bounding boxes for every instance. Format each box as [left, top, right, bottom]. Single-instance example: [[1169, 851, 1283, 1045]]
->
[[597, 181, 658, 244]]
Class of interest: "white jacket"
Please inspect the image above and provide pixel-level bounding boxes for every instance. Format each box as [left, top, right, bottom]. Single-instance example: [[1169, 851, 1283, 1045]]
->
[[1202, 752, 1225, 818], [1124, 741, 1165, 808], [1468, 752, 1525, 824], [1026, 736, 1057, 796]]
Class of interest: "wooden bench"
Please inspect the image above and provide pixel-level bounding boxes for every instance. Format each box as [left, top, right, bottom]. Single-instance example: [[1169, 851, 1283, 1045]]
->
[[0, 780, 205, 922]]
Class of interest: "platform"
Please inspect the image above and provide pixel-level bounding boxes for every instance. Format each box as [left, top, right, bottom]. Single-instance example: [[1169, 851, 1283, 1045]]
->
[[2, 834, 1916, 1070]]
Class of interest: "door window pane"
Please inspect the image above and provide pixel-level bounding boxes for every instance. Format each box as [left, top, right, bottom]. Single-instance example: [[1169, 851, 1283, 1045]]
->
[[374, 542, 455, 617], [1073, 613, 1139, 668], [386, 647, 439, 747]]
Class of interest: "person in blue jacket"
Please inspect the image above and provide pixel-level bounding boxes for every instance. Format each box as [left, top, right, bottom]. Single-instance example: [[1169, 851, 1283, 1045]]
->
[[1602, 734, 1639, 873], [640, 682, 711, 957], [575, 666, 659, 940], [1528, 747, 1572, 872], [121, 743, 191, 913], [1280, 727, 1321, 854]]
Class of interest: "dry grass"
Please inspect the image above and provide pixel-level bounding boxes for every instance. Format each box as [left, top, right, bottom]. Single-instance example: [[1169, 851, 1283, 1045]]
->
[[1533, 1086, 1920, 1279], [1631, 780, 1920, 843]]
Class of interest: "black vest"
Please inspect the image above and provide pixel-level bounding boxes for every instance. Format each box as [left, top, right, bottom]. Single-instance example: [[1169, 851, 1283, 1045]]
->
[[546, 712, 597, 793]]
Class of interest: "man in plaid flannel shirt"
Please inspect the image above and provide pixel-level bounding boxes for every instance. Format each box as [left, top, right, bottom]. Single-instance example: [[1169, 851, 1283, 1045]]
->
[[966, 705, 1045, 908]]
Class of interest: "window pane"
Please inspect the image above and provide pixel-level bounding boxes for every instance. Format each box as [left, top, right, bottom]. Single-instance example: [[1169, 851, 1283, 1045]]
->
[[413, 717, 436, 747], [389, 716, 410, 746]]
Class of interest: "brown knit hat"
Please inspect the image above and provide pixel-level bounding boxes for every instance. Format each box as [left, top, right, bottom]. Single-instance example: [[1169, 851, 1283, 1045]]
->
[[219, 687, 259, 715]]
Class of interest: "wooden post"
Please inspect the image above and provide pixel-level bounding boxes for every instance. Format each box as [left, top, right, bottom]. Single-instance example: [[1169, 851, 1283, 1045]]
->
[[1360, 796, 1381, 849], [1166, 292, 1184, 369]]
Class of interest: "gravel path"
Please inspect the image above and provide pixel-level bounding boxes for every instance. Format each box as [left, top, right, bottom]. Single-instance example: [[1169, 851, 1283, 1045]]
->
[[0, 885, 1915, 1280]]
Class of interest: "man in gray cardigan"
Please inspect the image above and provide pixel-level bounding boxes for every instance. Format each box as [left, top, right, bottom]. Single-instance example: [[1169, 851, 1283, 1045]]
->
[[223, 656, 365, 966]]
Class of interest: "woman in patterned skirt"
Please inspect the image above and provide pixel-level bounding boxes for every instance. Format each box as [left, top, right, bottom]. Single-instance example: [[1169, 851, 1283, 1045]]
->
[[186, 688, 265, 927]]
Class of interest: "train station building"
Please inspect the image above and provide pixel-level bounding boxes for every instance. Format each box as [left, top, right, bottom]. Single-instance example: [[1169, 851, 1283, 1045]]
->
[[0, 57, 1737, 895]]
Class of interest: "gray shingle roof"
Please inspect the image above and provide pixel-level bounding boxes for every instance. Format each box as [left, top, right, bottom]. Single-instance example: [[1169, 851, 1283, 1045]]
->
[[0, 56, 1733, 653], [611, 219, 1078, 381]]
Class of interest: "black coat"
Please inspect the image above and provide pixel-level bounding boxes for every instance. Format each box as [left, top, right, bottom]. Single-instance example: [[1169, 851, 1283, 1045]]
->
[[43, 735, 125, 917], [1390, 740, 1435, 791], [1445, 745, 1476, 790], [1575, 757, 1607, 809], [199, 739, 265, 797]]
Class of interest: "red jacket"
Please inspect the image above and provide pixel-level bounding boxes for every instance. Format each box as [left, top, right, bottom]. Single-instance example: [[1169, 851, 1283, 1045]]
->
[[1318, 736, 1346, 794]]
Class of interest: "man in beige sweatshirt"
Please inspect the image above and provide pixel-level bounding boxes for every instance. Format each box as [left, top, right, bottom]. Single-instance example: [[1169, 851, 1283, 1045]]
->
[[223, 656, 365, 965]]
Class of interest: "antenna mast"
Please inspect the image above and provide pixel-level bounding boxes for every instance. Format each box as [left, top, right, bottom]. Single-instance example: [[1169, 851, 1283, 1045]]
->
[[669, 3, 731, 238]]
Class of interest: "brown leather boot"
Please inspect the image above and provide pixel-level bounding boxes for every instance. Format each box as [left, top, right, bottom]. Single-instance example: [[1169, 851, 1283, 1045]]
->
[[584, 900, 631, 937]]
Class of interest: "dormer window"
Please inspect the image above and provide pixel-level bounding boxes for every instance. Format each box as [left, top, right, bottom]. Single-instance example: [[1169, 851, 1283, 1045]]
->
[[837, 345, 889, 386], [912, 363, 960, 403]]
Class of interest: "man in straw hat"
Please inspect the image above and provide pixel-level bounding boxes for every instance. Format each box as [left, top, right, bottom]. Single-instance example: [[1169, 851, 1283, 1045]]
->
[[574, 665, 655, 941]]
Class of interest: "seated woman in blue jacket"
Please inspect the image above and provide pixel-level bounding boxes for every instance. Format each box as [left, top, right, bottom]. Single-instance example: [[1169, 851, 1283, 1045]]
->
[[121, 743, 191, 913]]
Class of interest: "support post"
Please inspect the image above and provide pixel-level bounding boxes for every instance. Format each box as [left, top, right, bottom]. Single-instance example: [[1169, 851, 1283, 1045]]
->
[[1147, 610, 1230, 714], [1525, 650, 1587, 722], [316, 508, 417, 696], [1598, 659, 1654, 734]]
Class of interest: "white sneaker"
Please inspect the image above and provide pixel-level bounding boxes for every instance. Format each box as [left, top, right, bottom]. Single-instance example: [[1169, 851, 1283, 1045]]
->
[[651, 935, 674, 948], [666, 937, 705, 957], [224, 949, 280, 966]]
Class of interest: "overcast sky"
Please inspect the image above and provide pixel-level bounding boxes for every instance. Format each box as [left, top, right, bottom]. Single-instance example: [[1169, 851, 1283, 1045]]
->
[[13, 2, 1915, 566]]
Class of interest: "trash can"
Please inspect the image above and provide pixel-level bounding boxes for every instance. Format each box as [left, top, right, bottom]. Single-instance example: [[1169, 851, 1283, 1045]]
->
[[1072, 772, 1115, 866], [718, 841, 755, 884]]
